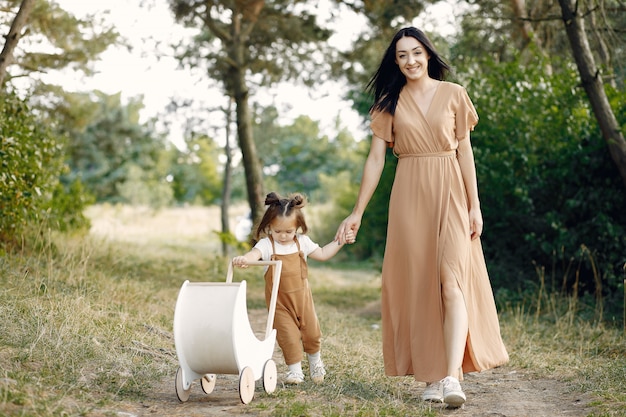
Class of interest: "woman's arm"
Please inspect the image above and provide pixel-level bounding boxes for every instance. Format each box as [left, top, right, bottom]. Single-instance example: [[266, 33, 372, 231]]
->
[[334, 135, 388, 243], [457, 136, 483, 240]]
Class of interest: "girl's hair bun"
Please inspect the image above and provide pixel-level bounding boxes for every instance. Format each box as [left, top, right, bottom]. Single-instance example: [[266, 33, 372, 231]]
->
[[265, 192, 281, 206], [290, 193, 306, 209]]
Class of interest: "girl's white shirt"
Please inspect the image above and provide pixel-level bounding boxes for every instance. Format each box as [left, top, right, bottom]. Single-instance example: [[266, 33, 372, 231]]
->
[[253, 234, 320, 261]]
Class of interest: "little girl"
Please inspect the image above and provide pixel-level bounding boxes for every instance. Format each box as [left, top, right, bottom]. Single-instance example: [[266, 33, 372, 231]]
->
[[233, 191, 354, 385]]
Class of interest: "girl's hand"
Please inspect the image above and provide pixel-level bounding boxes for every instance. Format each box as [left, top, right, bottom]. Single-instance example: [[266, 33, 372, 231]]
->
[[232, 256, 248, 268], [345, 229, 356, 244], [335, 213, 362, 244]]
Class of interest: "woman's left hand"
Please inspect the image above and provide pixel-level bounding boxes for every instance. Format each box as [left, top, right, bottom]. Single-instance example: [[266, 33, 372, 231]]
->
[[468, 207, 483, 240]]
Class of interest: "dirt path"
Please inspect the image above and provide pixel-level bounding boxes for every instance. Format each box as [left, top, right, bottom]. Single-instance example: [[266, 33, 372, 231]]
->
[[83, 207, 596, 417], [101, 363, 593, 417], [100, 310, 594, 417]]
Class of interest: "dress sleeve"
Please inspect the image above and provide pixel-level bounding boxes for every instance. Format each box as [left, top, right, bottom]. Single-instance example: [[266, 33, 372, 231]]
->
[[370, 109, 394, 146], [455, 87, 479, 141]]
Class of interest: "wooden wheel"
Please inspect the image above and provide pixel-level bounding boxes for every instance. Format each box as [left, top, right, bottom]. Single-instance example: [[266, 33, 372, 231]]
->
[[201, 374, 216, 394], [238, 366, 255, 404], [262, 359, 277, 394], [174, 367, 191, 402]]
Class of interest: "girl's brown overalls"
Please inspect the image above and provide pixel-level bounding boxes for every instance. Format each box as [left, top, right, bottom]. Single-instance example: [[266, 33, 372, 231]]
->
[[264, 236, 321, 365]]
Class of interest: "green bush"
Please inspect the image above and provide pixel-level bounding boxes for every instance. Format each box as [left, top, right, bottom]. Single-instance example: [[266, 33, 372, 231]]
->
[[465, 57, 626, 321], [326, 145, 396, 265], [0, 92, 90, 244], [48, 176, 94, 232]]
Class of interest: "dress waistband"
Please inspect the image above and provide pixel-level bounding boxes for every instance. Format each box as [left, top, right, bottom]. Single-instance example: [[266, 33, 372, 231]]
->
[[396, 150, 456, 158]]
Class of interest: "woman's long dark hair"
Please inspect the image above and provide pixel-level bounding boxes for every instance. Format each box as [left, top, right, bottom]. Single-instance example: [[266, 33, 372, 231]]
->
[[367, 27, 451, 115]]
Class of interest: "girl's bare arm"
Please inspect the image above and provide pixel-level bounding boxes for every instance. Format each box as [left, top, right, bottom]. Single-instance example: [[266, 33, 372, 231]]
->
[[308, 229, 355, 262], [232, 248, 263, 267]]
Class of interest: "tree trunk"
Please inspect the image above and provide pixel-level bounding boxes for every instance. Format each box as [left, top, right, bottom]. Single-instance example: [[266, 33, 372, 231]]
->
[[588, 11, 615, 88], [217, 0, 265, 225], [510, 0, 554, 74], [230, 37, 264, 224], [0, 0, 36, 89], [510, 0, 535, 49], [233, 71, 265, 224], [221, 98, 234, 257], [558, 0, 626, 188]]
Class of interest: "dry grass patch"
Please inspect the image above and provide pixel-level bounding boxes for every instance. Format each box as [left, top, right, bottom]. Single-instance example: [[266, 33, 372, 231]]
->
[[1, 204, 624, 417]]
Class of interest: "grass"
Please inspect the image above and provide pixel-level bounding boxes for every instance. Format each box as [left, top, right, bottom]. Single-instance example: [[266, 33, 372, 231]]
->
[[1, 204, 625, 416]]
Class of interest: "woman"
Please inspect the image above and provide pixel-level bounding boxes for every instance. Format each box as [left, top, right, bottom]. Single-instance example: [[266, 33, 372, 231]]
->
[[335, 27, 509, 407]]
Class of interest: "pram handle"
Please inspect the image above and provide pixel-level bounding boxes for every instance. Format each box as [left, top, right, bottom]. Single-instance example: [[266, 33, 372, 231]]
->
[[227, 259, 283, 340]]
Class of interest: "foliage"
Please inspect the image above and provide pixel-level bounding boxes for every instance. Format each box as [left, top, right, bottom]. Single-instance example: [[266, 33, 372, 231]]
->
[[330, 148, 398, 263], [309, 171, 358, 246], [0, 92, 90, 244], [54, 91, 173, 207], [170, 0, 340, 220], [0, 0, 122, 244], [116, 163, 174, 208], [171, 0, 333, 88], [452, 0, 625, 86], [0, 0, 119, 88], [167, 135, 222, 205], [47, 175, 94, 232], [462, 55, 626, 319], [253, 105, 365, 202]]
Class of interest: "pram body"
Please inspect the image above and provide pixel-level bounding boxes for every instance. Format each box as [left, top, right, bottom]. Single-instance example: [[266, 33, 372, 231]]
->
[[173, 260, 282, 404]]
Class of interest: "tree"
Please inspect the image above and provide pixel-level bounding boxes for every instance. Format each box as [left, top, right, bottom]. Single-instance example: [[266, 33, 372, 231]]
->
[[558, 0, 626, 188], [462, 55, 626, 318], [51, 90, 171, 205], [0, 0, 119, 91], [167, 133, 222, 206], [254, 107, 362, 200], [169, 0, 333, 223], [220, 98, 236, 255], [450, 0, 625, 185], [0, 0, 122, 242], [0, 0, 35, 87]]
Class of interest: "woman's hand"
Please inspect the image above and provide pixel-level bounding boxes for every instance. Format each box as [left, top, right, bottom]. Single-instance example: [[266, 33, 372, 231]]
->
[[335, 213, 362, 244], [468, 207, 483, 240]]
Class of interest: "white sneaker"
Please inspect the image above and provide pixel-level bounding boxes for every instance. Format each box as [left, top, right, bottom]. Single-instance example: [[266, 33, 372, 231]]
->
[[442, 376, 466, 407], [421, 381, 443, 402], [284, 370, 304, 385], [310, 361, 326, 384]]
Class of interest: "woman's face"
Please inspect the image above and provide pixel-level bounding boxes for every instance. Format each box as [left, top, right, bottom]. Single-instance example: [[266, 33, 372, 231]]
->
[[395, 35, 430, 82], [270, 215, 297, 245]]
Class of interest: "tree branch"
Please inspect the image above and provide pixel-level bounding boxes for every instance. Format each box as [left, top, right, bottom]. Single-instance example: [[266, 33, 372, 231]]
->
[[0, 0, 36, 89], [202, 1, 231, 41]]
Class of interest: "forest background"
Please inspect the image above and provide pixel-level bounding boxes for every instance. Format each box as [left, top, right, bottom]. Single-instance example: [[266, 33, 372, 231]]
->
[[1, 0, 626, 333]]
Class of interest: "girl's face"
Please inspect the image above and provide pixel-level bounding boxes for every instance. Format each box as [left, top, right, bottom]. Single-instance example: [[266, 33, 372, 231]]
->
[[395, 36, 430, 82], [269, 215, 298, 245]]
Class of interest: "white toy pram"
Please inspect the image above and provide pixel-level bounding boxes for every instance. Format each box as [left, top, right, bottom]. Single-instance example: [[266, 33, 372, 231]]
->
[[173, 260, 282, 404]]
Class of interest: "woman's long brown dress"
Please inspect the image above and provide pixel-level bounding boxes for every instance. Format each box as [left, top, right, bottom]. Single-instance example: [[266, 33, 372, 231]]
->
[[370, 81, 509, 383]]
